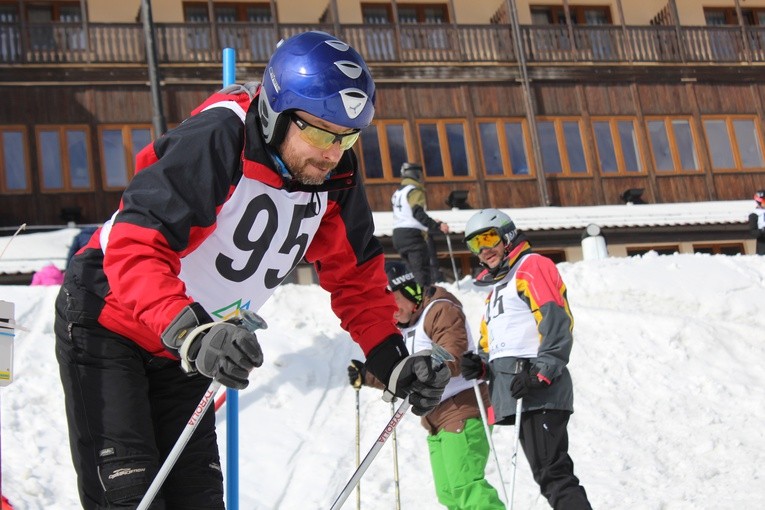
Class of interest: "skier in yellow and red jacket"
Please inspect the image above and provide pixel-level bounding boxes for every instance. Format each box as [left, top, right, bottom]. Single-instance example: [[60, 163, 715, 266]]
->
[[460, 208, 591, 510]]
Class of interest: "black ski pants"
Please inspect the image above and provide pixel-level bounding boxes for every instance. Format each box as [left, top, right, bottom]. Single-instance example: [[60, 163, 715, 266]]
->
[[392, 228, 433, 287], [519, 409, 591, 510], [54, 316, 224, 509]]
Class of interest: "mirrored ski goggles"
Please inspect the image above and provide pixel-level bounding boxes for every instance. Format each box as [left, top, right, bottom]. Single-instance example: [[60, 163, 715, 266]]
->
[[290, 114, 361, 151], [466, 228, 503, 254]]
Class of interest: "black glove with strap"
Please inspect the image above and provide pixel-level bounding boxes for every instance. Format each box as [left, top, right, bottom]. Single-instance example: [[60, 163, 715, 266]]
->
[[364, 335, 451, 416], [460, 352, 487, 380], [347, 359, 366, 389], [385, 351, 450, 416], [510, 366, 550, 399], [162, 303, 264, 390]]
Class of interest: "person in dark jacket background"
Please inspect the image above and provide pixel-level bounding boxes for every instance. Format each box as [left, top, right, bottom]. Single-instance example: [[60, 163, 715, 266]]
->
[[391, 162, 450, 287], [348, 261, 505, 509], [54, 31, 449, 509], [748, 190, 765, 255], [460, 209, 591, 510]]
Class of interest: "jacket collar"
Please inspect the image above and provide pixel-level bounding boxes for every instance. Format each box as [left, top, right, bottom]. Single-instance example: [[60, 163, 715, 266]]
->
[[473, 240, 533, 286], [241, 97, 358, 192]]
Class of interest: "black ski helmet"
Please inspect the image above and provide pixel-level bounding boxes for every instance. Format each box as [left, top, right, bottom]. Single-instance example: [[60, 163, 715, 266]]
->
[[384, 260, 423, 305], [400, 162, 423, 182], [755, 189, 765, 205]]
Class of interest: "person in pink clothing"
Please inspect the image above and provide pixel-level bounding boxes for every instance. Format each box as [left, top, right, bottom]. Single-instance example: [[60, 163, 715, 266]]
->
[[30, 263, 64, 286]]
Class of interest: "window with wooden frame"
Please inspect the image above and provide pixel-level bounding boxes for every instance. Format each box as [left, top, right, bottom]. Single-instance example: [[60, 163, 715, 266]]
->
[[397, 3, 449, 24], [645, 116, 700, 173], [0, 126, 30, 194], [702, 115, 765, 171], [361, 3, 393, 24], [591, 117, 645, 175], [36, 125, 92, 192], [183, 2, 272, 22], [22, 1, 83, 52], [416, 119, 473, 179], [357, 120, 412, 181], [0, 3, 18, 20], [535, 117, 590, 175], [24, 1, 81, 22], [693, 242, 744, 255], [98, 125, 153, 190], [530, 5, 612, 25], [0, 1, 19, 62], [182, 1, 271, 52], [476, 118, 534, 178], [396, 3, 450, 51], [704, 7, 765, 26]]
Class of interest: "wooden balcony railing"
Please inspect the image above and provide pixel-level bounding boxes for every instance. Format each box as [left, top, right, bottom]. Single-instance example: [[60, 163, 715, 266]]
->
[[1, 21, 765, 67]]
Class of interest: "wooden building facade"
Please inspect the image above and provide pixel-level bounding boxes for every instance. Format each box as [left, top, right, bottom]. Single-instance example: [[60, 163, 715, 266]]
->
[[1, 0, 764, 240]]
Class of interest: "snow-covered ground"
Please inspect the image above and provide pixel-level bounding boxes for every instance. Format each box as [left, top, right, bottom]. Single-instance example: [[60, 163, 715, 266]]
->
[[2, 232, 764, 509]]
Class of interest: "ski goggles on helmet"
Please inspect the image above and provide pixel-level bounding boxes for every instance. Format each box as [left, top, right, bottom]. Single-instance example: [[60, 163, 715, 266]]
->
[[290, 113, 361, 151], [466, 228, 503, 254]]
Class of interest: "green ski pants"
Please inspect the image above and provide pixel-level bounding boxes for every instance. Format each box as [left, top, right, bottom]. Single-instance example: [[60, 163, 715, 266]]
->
[[427, 417, 505, 510]]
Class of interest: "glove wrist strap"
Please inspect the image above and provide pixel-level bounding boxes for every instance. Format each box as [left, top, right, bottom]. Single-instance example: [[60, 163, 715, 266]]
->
[[365, 334, 408, 386], [179, 323, 216, 373]]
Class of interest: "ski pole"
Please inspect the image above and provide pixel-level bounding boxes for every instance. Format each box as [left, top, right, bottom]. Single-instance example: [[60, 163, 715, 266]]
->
[[136, 309, 267, 510], [136, 381, 221, 510], [390, 401, 401, 510], [330, 396, 409, 510], [0, 223, 26, 260], [472, 381, 509, 504], [354, 386, 361, 510], [330, 344, 453, 510], [221, 47, 240, 510], [508, 397, 523, 510], [444, 233, 460, 290]]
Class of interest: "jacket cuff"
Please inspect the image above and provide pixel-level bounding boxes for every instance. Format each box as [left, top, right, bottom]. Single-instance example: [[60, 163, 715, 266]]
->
[[160, 302, 212, 358], [364, 333, 408, 386]]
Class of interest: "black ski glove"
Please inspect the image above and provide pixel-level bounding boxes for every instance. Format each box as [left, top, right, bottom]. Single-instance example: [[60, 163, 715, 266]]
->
[[162, 303, 264, 390], [510, 367, 550, 399], [348, 359, 366, 389], [383, 351, 450, 416], [364, 335, 450, 416], [460, 352, 487, 380]]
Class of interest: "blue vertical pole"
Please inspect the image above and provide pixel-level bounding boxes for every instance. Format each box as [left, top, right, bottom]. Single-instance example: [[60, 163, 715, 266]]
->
[[221, 46, 239, 510]]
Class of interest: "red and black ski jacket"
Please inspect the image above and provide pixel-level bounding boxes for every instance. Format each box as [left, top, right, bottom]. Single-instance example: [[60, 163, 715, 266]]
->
[[63, 86, 400, 358]]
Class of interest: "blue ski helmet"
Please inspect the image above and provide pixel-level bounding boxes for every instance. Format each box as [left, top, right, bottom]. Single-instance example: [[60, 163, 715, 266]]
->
[[258, 31, 376, 146]]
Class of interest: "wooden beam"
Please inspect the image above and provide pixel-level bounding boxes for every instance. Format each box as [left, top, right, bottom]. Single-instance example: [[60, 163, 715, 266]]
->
[[562, 0, 577, 60], [269, 0, 279, 43], [734, 0, 752, 63], [506, 0, 551, 206], [615, 0, 633, 62], [669, 0, 686, 63], [80, 0, 90, 64], [207, 0, 218, 56]]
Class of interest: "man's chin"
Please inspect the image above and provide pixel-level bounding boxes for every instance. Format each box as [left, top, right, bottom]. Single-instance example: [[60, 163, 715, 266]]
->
[[483, 257, 499, 268], [295, 166, 332, 185], [297, 175, 327, 186]]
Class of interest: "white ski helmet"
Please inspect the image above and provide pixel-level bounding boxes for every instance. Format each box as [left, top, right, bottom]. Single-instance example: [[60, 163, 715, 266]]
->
[[464, 209, 517, 246]]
